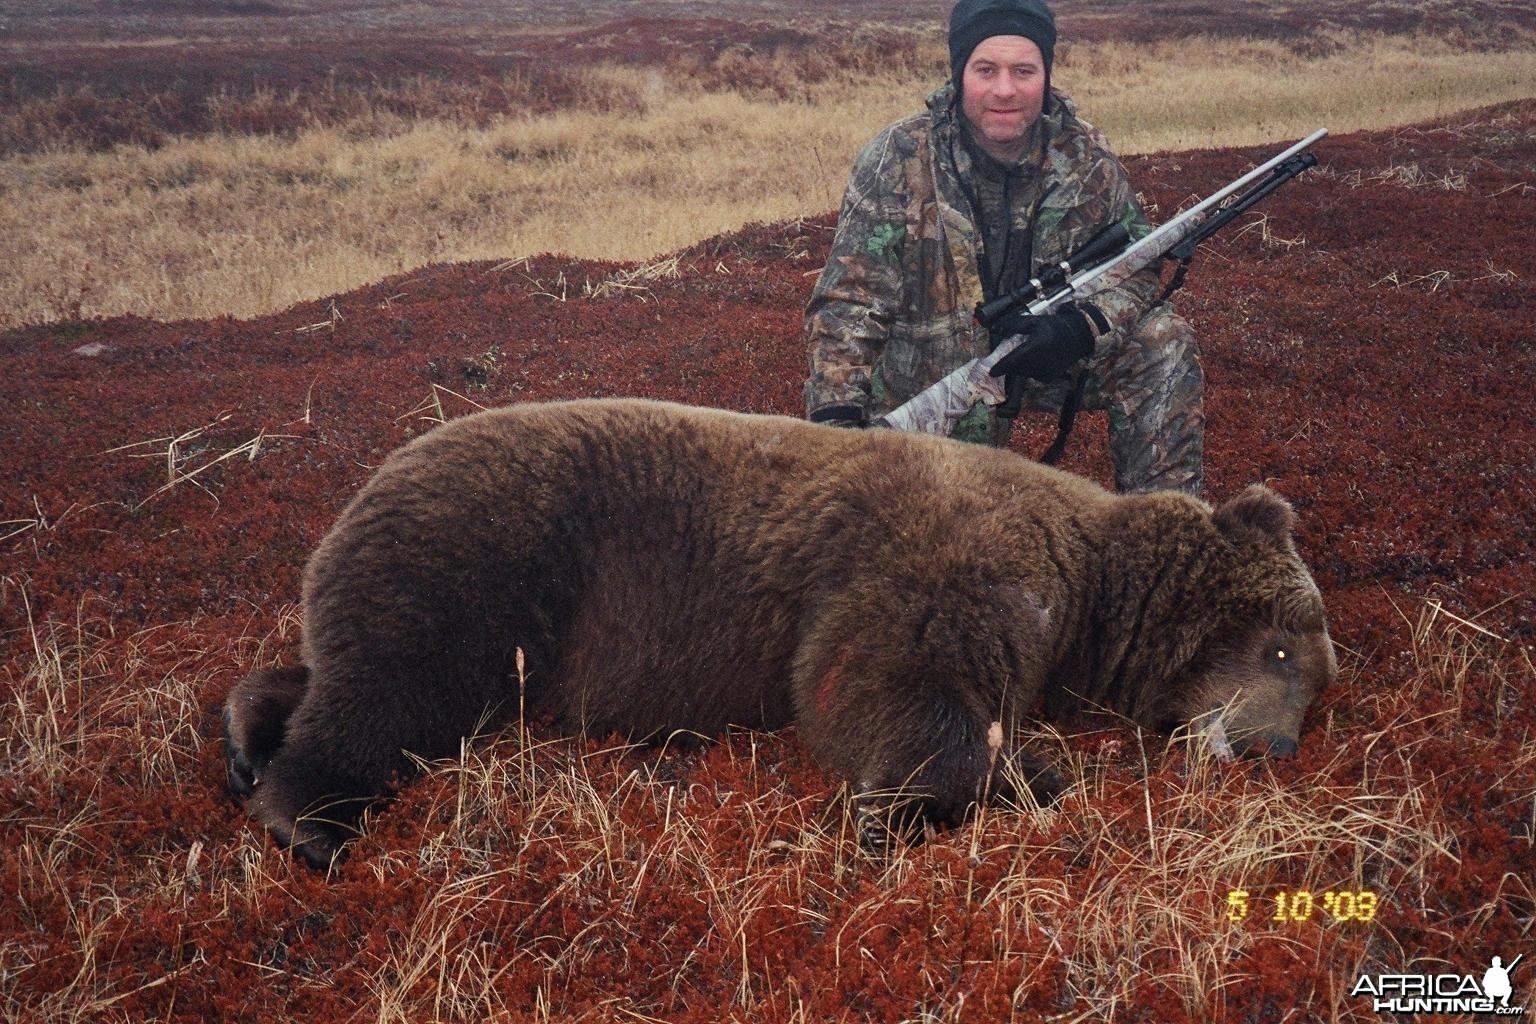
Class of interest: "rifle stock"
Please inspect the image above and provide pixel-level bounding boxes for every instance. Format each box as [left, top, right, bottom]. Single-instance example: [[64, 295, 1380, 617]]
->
[[881, 129, 1328, 437]]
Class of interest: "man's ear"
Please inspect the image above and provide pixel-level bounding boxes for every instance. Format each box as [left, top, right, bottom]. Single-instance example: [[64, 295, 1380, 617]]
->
[[1213, 485, 1296, 551]]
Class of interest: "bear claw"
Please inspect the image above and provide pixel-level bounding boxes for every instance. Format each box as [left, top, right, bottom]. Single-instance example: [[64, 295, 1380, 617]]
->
[[223, 708, 260, 802]]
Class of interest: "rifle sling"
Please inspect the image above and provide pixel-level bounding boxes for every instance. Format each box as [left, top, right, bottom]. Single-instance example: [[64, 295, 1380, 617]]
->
[[1156, 252, 1195, 306], [1006, 364, 1085, 467], [1041, 367, 1085, 466]]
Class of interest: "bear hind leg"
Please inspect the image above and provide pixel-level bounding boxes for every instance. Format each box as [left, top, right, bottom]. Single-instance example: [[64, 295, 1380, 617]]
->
[[223, 665, 310, 802]]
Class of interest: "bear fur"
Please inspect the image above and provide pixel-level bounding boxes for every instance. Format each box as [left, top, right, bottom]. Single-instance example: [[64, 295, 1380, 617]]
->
[[224, 398, 1337, 867]]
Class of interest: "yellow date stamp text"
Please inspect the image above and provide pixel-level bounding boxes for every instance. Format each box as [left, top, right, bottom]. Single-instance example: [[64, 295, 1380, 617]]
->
[[1227, 889, 1380, 924]]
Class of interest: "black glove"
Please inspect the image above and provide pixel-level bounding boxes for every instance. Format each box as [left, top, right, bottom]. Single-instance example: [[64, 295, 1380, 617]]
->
[[809, 403, 871, 429], [809, 404, 893, 430], [988, 305, 1101, 383]]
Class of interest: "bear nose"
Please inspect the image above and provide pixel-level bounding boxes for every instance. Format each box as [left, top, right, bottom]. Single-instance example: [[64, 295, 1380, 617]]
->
[[1265, 737, 1298, 758]]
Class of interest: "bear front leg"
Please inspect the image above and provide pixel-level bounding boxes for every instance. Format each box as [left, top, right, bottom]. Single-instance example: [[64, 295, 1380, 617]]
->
[[840, 698, 1067, 850], [794, 576, 1069, 848], [795, 649, 1065, 850], [241, 674, 441, 869]]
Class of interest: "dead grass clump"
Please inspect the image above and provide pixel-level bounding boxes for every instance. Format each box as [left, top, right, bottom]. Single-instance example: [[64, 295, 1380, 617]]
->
[[584, 255, 682, 302], [1318, 160, 1472, 191], [348, 723, 860, 1021], [2, 596, 298, 799], [103, 410, 300, 510], [0, 599, 310, 1020], [1060, 747, 1447, 1016], [1401, 594, 1531, 731], [3, 594, 107, 790]]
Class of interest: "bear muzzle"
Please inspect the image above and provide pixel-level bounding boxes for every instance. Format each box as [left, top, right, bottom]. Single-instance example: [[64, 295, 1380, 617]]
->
[[1194, 709, 1301, 763], [1232, 733, 1300, 759]]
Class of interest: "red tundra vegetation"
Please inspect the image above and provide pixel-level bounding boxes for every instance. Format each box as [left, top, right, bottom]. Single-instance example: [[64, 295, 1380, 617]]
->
[[1, 82, 1533, 1024]]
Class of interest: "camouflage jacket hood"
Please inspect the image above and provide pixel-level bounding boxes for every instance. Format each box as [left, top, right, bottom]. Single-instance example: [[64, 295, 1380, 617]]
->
[[805, 83, 1163, 433]]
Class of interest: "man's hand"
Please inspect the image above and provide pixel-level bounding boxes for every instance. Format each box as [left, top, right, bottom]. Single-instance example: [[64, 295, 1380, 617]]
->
[[988, 305, 1099, 383], [809, 404, 871, 429], [809, 404, 892, 429], [986, 304, 1104, 419]]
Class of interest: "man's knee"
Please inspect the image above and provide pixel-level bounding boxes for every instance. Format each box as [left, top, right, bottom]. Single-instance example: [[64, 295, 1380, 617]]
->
[[1128, 307, 1201, 376], [1104, 306, 1205, 496], [1094, 307, 1203, 410]]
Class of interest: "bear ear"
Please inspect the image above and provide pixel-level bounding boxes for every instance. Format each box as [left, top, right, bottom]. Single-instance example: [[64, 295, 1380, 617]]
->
[[1213, 485, 1296, 549]]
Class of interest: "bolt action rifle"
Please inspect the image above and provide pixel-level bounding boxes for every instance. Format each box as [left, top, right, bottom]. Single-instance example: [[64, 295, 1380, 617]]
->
[[879, 129, 1328, 449]]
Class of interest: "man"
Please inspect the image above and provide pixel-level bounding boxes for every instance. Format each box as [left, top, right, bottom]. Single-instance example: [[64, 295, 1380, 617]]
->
[[803, 0, 1204, 495]]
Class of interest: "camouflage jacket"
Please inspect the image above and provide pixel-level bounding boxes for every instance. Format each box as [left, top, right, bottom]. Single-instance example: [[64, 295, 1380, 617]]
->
[[804, 84, 1163, 438]]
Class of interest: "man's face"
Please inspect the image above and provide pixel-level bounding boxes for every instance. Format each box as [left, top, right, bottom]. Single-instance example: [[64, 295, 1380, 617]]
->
[[960, 35, 1047, 160]]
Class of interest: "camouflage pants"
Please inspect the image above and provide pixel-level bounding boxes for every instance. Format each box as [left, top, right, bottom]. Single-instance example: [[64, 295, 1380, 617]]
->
[[964, 304, 1204, 496]]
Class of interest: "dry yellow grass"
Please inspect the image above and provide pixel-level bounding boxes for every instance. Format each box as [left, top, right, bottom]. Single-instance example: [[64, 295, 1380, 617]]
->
[[2, 33, 1534, 328], [1064, 33, 1536, 151]]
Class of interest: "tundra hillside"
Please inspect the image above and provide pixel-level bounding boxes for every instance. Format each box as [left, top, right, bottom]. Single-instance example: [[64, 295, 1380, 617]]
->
[[2, 3, 1534, 1021], [2, 9, 1535, 326]]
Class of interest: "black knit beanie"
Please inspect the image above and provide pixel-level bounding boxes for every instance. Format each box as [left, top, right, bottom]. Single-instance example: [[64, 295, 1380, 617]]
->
[[948, 0, 1057, 98]]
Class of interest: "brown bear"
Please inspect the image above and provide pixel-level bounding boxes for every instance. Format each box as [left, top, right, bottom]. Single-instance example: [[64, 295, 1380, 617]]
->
[[224, 398, 1336, 868]]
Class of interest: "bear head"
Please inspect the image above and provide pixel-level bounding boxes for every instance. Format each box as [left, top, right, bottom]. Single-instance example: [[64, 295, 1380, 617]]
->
[[1157, 485, 1338, 760]]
